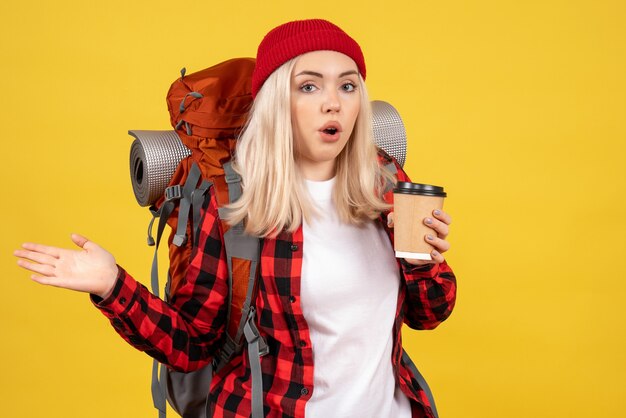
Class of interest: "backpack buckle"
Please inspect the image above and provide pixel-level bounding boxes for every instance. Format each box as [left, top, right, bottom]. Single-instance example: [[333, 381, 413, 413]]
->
[[225, 171, 241, 184], [214, 336, 241, 372], [165, 185, 183, 201], [223, 162, 241, 184], [219, 339, 236, 362], [172, 233, 187, 247], [244, 308, 269, 357]]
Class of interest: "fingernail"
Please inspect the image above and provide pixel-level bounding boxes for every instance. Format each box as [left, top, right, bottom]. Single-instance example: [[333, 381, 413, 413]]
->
[[425, 218, 433, 224], [432, 250, 439, 257], [434, 210, 441, 216], [427, 234, 434, 240]]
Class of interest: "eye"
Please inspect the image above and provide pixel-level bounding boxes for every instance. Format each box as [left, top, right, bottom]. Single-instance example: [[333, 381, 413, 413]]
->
[[341, 82, 357, 92], [300, 83, 318, 93]]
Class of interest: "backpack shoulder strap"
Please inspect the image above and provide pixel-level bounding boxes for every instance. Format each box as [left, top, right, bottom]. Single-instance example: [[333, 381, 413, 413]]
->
[[402, 349, 439, 418], [220, 162, 264, 341], [147, 191, 182, 418], [148, 161, 213, 418], [377, 147, 399, 194], [149, 160, 265, 418], [216, 162, 266, 418], [173, 162, 203, 247]]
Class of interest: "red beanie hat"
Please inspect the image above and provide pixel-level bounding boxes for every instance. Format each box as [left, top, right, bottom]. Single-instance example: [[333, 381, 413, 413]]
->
[[251, 19, 366, 98]]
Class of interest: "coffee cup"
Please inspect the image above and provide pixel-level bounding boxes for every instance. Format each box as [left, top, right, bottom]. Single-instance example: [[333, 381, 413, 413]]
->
[[393, 182, 447, 260]]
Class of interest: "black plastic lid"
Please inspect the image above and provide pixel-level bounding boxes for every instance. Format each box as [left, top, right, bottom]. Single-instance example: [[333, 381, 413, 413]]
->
[[393, 182, 447, 197]]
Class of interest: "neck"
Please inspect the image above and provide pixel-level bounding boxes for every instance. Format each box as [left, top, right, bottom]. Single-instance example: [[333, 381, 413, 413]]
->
[[297, 159, 336, 181]]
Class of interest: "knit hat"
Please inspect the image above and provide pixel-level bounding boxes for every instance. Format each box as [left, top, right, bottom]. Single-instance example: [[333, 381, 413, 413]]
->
[[251, 19, 366, 98]]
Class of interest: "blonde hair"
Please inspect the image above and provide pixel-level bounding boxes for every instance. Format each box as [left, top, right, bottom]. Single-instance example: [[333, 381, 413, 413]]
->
[[225, 58, 393, 237]]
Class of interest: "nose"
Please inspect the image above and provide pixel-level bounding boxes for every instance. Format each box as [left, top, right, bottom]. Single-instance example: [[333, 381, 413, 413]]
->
[[322, 89, 340, 113]]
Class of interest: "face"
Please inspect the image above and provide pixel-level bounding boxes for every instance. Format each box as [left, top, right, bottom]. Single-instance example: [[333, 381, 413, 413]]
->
[[290, 50, 361, 181]]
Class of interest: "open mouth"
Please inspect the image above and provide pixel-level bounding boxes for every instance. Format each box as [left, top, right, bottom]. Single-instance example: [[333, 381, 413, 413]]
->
[[319, 122, 342, 141]]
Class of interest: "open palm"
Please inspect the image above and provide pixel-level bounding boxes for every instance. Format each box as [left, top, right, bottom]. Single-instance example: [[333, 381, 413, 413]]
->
[[14, 233, 119, 299]]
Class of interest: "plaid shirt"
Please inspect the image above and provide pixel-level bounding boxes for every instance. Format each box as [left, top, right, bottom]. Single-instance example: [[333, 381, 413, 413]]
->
[[93, 161, 457, 418]]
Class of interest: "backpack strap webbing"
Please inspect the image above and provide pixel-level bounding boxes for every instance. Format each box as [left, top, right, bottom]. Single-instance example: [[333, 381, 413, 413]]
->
[[217, 162, 266, 418], [148, 161, 265, 417], [383, 161, 398, 194], [401, 349, 439, 418], [147, 196, 180, 418], [219, 162, 264, 344], [148, 162, 213, 418], [173, 162, 203, 247], [191, 179, 214, 245], [223, 161, 243, 205], [244, 307, 266, 418], [149, 197, 178, 299], [152, 359, 166, 418]]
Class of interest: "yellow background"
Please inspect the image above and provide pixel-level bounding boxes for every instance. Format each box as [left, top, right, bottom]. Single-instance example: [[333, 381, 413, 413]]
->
[[1, 0, 624, 417]]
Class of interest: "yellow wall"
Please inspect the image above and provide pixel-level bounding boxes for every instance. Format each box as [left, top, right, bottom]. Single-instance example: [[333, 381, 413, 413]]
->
[[1, 1, 624, 417]]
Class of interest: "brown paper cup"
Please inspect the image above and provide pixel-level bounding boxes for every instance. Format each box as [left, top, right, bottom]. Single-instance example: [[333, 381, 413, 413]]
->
[[393, 182, 446, 261]]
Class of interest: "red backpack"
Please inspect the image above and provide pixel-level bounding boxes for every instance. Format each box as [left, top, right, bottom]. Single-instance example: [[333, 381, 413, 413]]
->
[[129, 57, 267, 418]]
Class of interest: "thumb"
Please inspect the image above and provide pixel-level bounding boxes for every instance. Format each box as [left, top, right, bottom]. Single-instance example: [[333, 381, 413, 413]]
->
[[387, 212, 395, 228], [70, 233, 92, 250]]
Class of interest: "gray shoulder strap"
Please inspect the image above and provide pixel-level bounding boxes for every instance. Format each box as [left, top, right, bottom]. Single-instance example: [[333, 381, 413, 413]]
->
[[221, 161, 262, 343], [402, 349, 439, 418], [173, 162, 202, 247], [191, 179, 213, 246], [385, 161, 397, 175], [152, 359, 167, 418], [148, 195, 179, 418], [221, 162, 266, 418], [244, 307, 269, 418], [383, 161, 398, 194], [147, 164, 206, 418], [223, 161, 242, 202], [149, 199, 176, 299]]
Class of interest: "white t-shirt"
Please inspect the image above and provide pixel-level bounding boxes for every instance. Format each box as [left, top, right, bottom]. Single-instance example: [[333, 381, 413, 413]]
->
[[301, 177, 412, 418]]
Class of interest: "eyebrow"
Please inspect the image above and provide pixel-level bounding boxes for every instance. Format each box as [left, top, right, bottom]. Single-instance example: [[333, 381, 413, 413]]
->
[[294, 70, 359, 78]]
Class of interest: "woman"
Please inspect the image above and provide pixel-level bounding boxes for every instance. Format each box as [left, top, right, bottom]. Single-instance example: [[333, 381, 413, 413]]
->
[[14, 19, 456, 418]]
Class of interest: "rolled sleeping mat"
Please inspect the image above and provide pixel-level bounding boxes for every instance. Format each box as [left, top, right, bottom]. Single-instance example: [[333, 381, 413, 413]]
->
[[371, 100, 406, 168], [129, 100, 407, 207], [129, 130, 192, 207]]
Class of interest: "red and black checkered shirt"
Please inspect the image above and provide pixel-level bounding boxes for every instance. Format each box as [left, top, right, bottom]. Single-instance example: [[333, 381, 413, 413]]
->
[[93, 162, 456, 418]]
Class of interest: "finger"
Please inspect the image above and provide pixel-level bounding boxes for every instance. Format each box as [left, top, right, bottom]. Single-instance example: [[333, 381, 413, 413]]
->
[[31, 273, 97, 294], [16, 259, 56, 277], [13, 249, 58, 266], [387, 212, 394, 228], [424, 217, 449, 239], [403, 247, 446, 266], [432, 209, 452, 225], [425, 234, 451, 253], [30, 274, 68, 288], [71, 233, 91, 250], [403, 258, 431, 266], [21, 242, 61, 258], [430, 249, 445, 264], [31, 274, 55, 285]]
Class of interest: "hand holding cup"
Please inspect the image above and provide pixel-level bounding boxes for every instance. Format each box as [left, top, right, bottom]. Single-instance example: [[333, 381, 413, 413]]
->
[[389, 182, 451, 265]]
